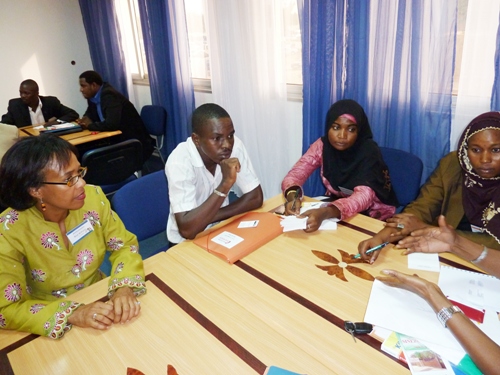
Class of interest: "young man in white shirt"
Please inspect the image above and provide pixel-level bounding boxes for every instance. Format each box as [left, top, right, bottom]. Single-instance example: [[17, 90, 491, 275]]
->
[[165, 103, 263, 244]]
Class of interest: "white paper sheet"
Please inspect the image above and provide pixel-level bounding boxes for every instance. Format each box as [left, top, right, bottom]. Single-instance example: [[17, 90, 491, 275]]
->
[[280, 202, 339, 232], [438, 266, 500, 310], [366, 269, 500, 357], [407, 253, 441, 272], [280, 216, 338, 232], [210, 231, 244, 249], [237, 220, 259, 228], [364, 280, 464, 352]]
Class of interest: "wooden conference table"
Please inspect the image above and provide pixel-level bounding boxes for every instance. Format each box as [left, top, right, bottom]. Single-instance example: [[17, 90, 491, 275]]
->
[[0, 196, 478, 374], [18, 125, 122, 146]]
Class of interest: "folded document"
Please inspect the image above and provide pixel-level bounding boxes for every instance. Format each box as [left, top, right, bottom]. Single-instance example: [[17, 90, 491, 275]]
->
[[280, 202, 339, 232]]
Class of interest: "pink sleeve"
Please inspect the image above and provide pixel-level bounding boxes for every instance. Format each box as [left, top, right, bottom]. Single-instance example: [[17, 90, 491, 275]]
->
[[330, 186, 375, 220], [330, 186, 396, 220], [281, 139, 323, 193]]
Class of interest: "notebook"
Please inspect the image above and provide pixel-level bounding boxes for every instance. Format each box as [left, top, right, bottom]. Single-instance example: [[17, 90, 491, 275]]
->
[[39, 123, 83, 135], [193, 211, 283, 264]]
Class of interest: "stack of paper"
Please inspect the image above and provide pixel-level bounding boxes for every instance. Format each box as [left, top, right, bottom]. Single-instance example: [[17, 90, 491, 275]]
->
[[365, 266, 500, 371], [280, 202, 339, 232]]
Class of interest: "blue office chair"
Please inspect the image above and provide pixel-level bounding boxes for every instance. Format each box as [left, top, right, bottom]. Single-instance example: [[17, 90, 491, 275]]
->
[[140, 105, 167, 164], [380, 147, 424, 210], [81, 139, 143, 195], [112, 170, 170, 257]]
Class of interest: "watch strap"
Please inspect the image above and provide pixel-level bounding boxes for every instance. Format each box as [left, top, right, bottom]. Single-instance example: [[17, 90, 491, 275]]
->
[[437, 305, 463, 327]]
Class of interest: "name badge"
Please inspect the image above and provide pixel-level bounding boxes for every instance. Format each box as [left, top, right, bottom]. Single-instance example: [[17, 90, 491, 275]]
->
[[67, 219, 94, 245], [470, 224, 484, 233]]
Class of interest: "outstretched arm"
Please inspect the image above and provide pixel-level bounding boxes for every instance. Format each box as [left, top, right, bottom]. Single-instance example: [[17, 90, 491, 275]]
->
[[397, 215, 500, 278], [377, 270, 500, 374]]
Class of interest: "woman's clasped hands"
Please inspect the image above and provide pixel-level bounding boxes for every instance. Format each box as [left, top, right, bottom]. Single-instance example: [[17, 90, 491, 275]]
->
[[68, 287, 141, 330]]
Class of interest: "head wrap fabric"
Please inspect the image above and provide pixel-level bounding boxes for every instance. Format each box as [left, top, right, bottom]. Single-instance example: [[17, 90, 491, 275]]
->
[[457, 111, 500, 244], [321, 99, 399, 207]]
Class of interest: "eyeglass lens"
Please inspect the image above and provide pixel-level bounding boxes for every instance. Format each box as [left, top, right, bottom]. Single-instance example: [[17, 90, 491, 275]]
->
[[67, 167, 87, 187]]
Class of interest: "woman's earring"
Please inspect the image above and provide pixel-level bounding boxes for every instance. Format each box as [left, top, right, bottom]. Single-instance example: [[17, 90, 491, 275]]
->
[[40, 198, 46, 212]]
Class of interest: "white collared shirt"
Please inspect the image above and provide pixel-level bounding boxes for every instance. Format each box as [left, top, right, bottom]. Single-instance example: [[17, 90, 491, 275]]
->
[[165, 136, 260, 243], [29, 98, 45, 125]]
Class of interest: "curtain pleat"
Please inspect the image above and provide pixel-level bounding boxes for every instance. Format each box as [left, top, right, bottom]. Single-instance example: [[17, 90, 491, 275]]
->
[[78, 0, 129, 98], [137, 0, 195, 158]]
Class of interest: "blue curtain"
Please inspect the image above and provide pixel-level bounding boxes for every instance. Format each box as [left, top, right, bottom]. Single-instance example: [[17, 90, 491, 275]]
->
[[298, 0, 344, 196], [366, 1, 456, 182], [137, 0, 195, 157], [299, 1, 456, 194], [78, 0, 128, 98], [491, 13, 500, 111], [343, 2, 370, 105]]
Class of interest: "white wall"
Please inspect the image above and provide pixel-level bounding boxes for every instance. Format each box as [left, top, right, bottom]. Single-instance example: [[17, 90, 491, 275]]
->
[[131, 84, 153, 110], [0, 0, 93, 118], [0, 0, 303, 198]]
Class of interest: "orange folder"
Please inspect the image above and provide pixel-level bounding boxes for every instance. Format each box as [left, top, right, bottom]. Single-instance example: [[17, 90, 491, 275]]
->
[[193, 211, 283, 264]]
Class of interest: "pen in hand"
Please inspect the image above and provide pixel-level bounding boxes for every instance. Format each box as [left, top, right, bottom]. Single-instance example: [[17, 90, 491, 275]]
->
[[290, 189, 300, 211], [352, 242, 390, 259]]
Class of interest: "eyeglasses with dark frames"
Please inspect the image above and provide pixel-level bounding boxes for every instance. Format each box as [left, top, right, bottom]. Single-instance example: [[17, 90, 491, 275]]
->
[[42, 167, 87, 187]]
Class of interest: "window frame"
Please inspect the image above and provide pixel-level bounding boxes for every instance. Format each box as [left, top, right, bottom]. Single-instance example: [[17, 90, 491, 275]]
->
[[121, 0, 467, 103]]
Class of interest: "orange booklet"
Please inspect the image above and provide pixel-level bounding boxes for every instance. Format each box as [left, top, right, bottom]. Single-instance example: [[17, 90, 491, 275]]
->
[[193, 211, 283, 264]]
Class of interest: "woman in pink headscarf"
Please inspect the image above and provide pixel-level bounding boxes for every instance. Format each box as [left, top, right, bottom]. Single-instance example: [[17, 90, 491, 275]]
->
[[281, 99, 398, 232]]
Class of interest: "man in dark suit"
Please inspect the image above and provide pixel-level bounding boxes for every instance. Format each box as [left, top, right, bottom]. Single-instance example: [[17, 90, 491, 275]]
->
[[77, 70, 154, 163], [1, 79, 79, 128]]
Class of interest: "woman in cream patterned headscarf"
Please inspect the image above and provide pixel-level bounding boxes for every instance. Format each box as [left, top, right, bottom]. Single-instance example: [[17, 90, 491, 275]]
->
[[458, 111, 500, 244]]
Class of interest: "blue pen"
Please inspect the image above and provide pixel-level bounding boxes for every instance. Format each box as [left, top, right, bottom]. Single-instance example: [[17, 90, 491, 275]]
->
[[353, 241, 390, 259]]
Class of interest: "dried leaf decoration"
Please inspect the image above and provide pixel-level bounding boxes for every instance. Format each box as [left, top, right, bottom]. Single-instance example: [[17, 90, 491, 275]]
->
[[126, 365, 179, 375], [167, 365, 179, 375], [312, 249, 374, 282], [127, 368, 145, 375]]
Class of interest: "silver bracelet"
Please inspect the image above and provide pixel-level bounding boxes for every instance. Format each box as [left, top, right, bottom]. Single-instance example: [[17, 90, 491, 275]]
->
[[213, 189, 227, 198], [471, 246, 488, 264], [437, 305, 463, 327]]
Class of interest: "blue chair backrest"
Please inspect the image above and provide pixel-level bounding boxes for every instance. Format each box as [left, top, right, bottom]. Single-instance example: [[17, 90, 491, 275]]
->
[[112, 171, 169, 241], [379, 147, 423, 208], [140, 105, 167, 137]]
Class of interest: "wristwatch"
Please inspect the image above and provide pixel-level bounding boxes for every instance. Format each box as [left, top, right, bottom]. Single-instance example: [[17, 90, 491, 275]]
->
[[437, 305, 463, 327]]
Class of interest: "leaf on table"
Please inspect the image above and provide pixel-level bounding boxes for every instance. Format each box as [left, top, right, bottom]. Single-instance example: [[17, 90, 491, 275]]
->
[[312, 250, 339, 264], [346, 265, 375, 281], [316, 264, 348, 281], [167, 364, 179, 375], [127, 368, 145, 375]]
